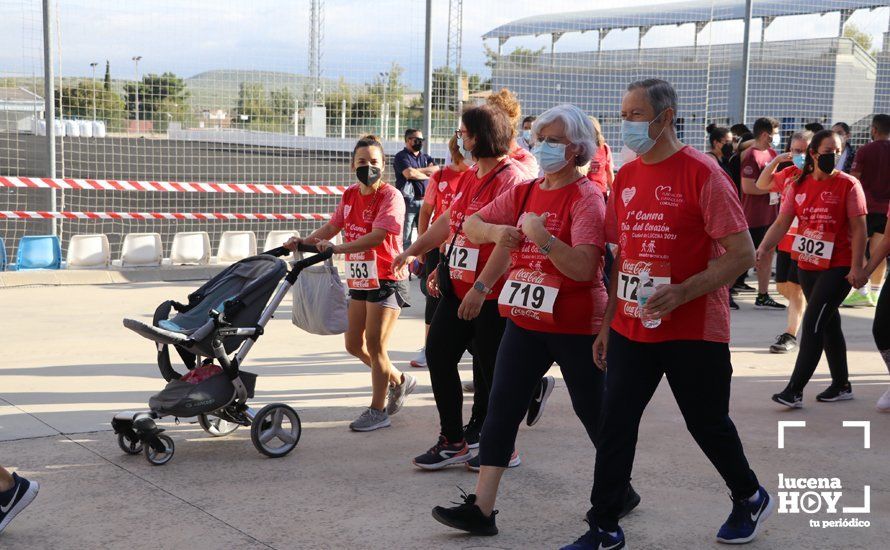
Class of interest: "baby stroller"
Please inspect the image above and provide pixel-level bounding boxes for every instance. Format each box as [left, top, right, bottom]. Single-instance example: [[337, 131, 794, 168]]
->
[[112, 244, 332, 465]]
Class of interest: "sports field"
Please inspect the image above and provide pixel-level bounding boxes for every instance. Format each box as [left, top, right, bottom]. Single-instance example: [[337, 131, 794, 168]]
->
[[1, 280, 886, 549]]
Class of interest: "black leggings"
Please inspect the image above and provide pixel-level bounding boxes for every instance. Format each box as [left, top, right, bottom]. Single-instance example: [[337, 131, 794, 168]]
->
[[426, 294, 504, 442], [786, 267, 851, 393], [874, 283, 890, 352], [479, 321, 604, 467], [423, 249, 440, 325]]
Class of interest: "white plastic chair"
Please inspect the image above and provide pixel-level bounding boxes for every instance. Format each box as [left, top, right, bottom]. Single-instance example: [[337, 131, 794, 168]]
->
[[119, 233, 163, 267], [263, 230, 302, 256], [66, 234, 110, 269], [169, 231, 211, 265], [216, 231, 257, 263]]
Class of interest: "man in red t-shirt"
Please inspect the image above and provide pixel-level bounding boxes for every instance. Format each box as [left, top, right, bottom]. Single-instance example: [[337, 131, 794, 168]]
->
[[850, 113, 890, 305], [739, 117, 785, 310], [571, 79, 771, 549]]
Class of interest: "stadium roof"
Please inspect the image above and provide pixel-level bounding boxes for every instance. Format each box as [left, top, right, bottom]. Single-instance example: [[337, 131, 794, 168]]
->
[[483, 0, 888, 40]]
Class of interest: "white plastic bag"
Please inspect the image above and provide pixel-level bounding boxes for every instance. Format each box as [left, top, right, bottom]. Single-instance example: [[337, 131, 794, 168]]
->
[[291, 260, 348, 335]]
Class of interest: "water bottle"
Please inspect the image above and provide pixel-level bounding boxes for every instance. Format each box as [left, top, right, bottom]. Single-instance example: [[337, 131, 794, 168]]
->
[[637, 270, 661, 329]]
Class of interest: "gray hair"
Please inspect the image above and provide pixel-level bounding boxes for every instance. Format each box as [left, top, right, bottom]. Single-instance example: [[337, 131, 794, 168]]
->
[[627, 79, 678, 123], [791, 130, 813, 145], [531, 104, 596, 166]]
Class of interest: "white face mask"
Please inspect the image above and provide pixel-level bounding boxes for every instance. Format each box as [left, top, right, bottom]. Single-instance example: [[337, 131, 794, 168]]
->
[[771, 133, 781, 148]]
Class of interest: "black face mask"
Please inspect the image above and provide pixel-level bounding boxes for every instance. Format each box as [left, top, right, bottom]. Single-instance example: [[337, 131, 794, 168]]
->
[[410, 139, 424, 152], [355, 165, 382, 186], [720, 143, 734, 158], [817, 153, 838, 174]]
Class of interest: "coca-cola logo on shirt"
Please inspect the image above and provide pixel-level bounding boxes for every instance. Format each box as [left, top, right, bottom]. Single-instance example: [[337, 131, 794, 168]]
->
[[512, 270, 547, 285], [620, 258, 654, 275], [621, 186, 636, 206]]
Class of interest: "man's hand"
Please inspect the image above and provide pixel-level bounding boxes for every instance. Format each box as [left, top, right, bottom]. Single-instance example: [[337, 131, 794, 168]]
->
[[593, 331, 609, 371], [458, 288, 485, 320], [426, 269, 441, 298], [847, 266, 867, 289], [643, 284, 687, 320]]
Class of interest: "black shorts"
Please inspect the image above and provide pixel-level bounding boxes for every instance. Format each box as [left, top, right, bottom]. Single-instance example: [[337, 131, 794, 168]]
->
[[775, 250, 798, 285], [867, 212, 887, 237], [748, 225, 769, 248], [348, 279, 410, 310]]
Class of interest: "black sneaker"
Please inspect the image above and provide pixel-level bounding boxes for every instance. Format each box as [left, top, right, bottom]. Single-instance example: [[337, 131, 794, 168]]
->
[[413, 435, 472, 470], [755, 293, 786, 310], [769, 333, 798, 354], [816, 383, 854, 402], [526, 375, 556, 426], [432, 490, 498, 536], [733, 282, 756, 293], [463, 417, 482, 450], [716, 486, 775, 544], [619, 484, 641, 519], [0, 473, 40, 534], [772, 389, 803, 409], [729, 296, 740, 310]]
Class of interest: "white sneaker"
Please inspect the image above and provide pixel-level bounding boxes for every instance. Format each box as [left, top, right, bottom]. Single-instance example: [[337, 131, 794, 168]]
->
[[877, 387, 890, 412], [410, 348, 427, 368]]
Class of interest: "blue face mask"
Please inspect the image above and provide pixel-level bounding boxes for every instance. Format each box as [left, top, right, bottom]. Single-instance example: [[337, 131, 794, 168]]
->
[[621, 110, 667, 156], [771, 133, 781, 148], [533, 141, 569, 174], [792, 153, 806, 170], [521, 129, 532, 143]]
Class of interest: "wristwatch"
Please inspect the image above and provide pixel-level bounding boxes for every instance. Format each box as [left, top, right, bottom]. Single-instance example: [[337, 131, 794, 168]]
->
[[472, 281, 493, 295], [539, 234, 557, 255]]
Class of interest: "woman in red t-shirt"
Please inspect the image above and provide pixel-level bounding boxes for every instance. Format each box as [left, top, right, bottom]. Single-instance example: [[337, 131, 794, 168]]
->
[[408, 134, 471, 369], [284, 135, 415, 432], [757, 130, 867, 408], [585, 115, 614, 196], [393, 105, 529, 472], [430, 104, 634, 534], [755, 130, 812, 354]]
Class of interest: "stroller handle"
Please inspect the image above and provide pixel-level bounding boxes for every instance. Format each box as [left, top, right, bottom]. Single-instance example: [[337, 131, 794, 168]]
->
[[263, 243, 334, 257]]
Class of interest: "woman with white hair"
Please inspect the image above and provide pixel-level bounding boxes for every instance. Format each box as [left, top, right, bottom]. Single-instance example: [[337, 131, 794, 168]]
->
[[430, 104, 638, 535]]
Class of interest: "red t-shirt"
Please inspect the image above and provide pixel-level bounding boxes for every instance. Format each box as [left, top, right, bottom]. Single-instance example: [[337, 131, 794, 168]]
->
[[605, 146, 748, 344], [740, 147, 779, 228], [510, 145, 540, 179], [447, 159, 525, 300], [779, 172, 867, 270], [330, 183, 405, 281], [851, 140, 890, 214], [770, 165, 801, 195], [477, 177, 607, 334], [587, 143, 613, 195], [424, 166, 463, 221]]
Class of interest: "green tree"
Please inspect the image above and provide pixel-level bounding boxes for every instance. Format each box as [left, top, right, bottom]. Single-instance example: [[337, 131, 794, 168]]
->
[[484, 44, 545, 70], [843, 23, 877, 56], [55, 81, 126, 131], [103, 60, 111, 91], [234, 82, 273, 128], [368, 62, 407, 109], [123, 72, 189, 122], [269, 87, 295, 119]]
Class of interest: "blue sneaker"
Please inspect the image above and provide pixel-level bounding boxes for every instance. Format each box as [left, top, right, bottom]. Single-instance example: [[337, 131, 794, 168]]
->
[[0, 473, 40, 534], [716, 486, 774, 544], [560, 522, 625, 550]]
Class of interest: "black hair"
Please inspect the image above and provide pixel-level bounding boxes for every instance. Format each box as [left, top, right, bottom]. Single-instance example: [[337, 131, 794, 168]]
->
[[795, 129, 837, 186], [730, 123, 751, 137], [753, 117, 779, 138], [804, 122, 825, 133], [873, 114, 890, 135], [707, 125, 731, 149], [353, 134, 384, 162], [832, 122, 851, 134], [461, 105, 512, 159], [521, 115, 536, 125], [404, 128, 421, 140]]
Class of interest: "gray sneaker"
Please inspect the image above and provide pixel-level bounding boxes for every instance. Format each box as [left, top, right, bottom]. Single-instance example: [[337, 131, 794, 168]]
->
[[349, 407, 391, 432], [386, 374, 417, 415]]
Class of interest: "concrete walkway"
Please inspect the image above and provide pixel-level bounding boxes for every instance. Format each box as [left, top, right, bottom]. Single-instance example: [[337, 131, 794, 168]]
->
[[0, 281, 887, 549]]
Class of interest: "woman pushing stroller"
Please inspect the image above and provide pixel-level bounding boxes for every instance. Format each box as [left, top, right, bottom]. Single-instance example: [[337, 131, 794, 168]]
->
[[285, 135, 416, 432]]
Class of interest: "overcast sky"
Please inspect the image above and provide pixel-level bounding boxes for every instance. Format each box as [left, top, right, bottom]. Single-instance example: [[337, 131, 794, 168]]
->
[[1, 1, 887, 89]]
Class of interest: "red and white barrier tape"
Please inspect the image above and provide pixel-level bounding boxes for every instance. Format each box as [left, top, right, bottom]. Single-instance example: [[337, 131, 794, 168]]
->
[[0, 211, 331, 221], [0, 176, 347, 195]]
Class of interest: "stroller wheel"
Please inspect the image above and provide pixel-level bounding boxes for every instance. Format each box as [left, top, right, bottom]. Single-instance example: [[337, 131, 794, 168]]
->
[[117, 432, 143, 455], [144, 434, 175, 465], [250, 404, 301, 458], [198, 414, 240, 437]]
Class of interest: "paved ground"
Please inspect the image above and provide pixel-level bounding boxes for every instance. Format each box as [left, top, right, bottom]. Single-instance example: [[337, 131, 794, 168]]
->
[[1, 280, 888, 549]]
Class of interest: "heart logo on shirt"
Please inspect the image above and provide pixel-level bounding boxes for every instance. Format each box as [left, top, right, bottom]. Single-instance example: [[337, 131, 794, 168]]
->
[[344, 205, 352, 218], [621, 187, 636, 207], [795, 193, 806, 206], [439, 181, 447, 192]]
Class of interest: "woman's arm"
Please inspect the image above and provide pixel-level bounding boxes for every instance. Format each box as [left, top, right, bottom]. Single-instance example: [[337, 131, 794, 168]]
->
[[864, 218, 890, 277], [392, 210, 452, 271], [321, 228, 386, 254], [522, 213, 600, 281], [284, 222, 340, 251], [755, 153, 791, 191], [756, 212, 795, 258], [846, 215, 868, 286], [418, 202, 434, 236]]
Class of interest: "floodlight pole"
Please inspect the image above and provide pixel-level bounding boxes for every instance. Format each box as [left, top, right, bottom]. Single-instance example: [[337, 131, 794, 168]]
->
[[42, 0, 56, 234], [422, 0, 433, 153], [738, 0, 753, 125]]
